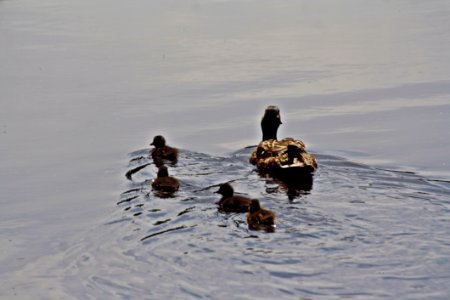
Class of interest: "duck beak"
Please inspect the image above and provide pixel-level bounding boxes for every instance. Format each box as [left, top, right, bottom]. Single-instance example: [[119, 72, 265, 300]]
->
[[150, 142, 154, 146]]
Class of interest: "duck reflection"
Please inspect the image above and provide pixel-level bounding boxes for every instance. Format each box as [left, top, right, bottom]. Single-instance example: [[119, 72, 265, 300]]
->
[[259, 169, 314, 200]]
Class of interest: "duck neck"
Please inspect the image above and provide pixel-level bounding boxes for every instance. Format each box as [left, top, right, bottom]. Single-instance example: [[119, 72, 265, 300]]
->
[[250, 200, 261, 212], [262, 126, 277, 140], [261, 116, 280, 141], [261, 106, 281, 141], [157, 168, 169, 178]]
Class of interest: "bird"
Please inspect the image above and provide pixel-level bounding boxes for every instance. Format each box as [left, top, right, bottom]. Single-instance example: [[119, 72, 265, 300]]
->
[[250, 105, 317, 176], [246, 199, 276, 230], [150, 135, 178, 166], [151, 165, 179, 193], [215, 183, 252, 213]]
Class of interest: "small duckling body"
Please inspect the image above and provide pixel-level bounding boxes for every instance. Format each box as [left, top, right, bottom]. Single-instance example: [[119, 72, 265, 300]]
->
[[250, 106, 317, 175], [151, 166, 179, 193], [150, 135, 179, 166], [215, 183, 252, 213], [246, 199, 276, 230]]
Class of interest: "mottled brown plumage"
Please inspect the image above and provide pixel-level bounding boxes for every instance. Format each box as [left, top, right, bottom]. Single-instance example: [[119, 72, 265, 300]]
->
[[246, 199, 276, 230], [250, 106, 317, 174], [151, 165, 179, 193], [215, 183, 252, 213]]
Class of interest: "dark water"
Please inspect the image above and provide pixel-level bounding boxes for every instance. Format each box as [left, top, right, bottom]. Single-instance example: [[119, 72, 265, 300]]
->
[[6, 147, 449, 299]]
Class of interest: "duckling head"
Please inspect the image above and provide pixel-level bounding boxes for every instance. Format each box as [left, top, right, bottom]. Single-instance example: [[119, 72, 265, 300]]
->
[[150, 135, 166, 148], [249, 199, 262, 213], [261, 105, 282, 141], [286, 144, 301, 164], [157, 165, 169, 178], [215, 183, 234, 197]]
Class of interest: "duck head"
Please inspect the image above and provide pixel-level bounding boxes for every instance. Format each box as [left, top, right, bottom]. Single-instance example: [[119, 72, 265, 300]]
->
[[150, 135, 166, 148], [261, 105, 282, 141], [215, 183, 234, 197], [249, 199, 262, 213], [286, 144, 301, 164], [157, 165, 169, 178]]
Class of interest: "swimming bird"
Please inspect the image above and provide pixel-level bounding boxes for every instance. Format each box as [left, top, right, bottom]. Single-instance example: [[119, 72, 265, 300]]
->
[[150, 135, 178, 166], [215, 183, 252, 213], [151, 165, 180, 193], [250, 106, 317, 175], [246, 199, 276, 230]]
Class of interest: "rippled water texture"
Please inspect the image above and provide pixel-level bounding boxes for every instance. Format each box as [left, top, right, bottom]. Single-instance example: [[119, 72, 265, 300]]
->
[[2, 0, 450, 299], [4, 147, 449, 299]]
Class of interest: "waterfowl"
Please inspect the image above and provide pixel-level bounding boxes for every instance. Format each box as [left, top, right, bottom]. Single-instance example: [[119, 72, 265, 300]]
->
[[150, 135, 178, 166], [250, 106, 317, 175], [151, 165, 179, 193], [215, 183, 252, 213], [246, 199, 276, 230]]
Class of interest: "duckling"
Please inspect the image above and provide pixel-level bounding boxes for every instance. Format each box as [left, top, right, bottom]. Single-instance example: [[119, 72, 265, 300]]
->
[[151, 165, 179, 193], [246, 199, 276, 230], [150, 135, 178, 166], [250, 106, 317, 174], [215, 183, 252, 213]]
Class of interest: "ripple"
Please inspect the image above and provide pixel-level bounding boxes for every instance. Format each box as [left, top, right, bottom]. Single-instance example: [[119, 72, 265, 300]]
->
[[19, 146, 450, 299]]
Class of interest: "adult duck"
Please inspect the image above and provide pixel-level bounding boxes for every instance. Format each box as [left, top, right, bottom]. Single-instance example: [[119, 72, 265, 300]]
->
[[250, 106, 317, 176], [151, 165, 180, 194], [215, 183, 252, 213], [150, 135, 178, 166]]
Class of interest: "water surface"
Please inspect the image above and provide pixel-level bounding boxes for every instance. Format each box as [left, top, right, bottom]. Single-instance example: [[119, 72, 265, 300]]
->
[[4, 147, 450, 299], [1, 0, 450, 298]]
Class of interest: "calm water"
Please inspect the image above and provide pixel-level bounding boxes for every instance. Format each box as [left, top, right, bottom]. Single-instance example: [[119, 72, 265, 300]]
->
[[1, 0, 450, 298]]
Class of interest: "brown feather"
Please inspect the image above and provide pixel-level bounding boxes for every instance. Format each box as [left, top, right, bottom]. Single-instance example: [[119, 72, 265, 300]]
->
[[250, 106, 317, 175], [247, 199, 276, 229], [215, 183, 251, 213], [150, 135, 178, 166], [151, 166, 179, 193]]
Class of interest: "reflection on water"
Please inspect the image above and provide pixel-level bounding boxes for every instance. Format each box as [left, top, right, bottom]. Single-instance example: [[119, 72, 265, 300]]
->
[[3, 148, 450, 299], [2, 0, 450, 299], [6, 146, 448, 299]]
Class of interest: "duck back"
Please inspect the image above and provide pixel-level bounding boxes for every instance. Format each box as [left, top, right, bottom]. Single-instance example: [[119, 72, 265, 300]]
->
[[151, 146, 178, 162], [152, 176, 179, 193], [250, 138, 316, 173], [219, 196, 252, 213]]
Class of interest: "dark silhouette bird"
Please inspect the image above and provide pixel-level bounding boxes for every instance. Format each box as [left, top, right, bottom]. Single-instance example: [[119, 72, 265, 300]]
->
[[246, 199, 276, 230], [151, 165, 179, 194], [150, 135, 178, 166], [250, 106, 317, 175], [215, 183, 252, 213]]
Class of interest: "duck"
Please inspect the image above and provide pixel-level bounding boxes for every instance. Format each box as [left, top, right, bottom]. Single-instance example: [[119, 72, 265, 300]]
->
[[151, 165, 180, 193], [246, 199, 276, 230], [150, 135, 179, 166], [215, 183, 252, 213], [250, 105, 317, 175]]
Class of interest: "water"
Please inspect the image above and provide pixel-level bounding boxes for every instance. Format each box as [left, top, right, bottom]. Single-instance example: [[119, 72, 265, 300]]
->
[[1, 0, 450, 298], [3, 148, 450, 299]]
